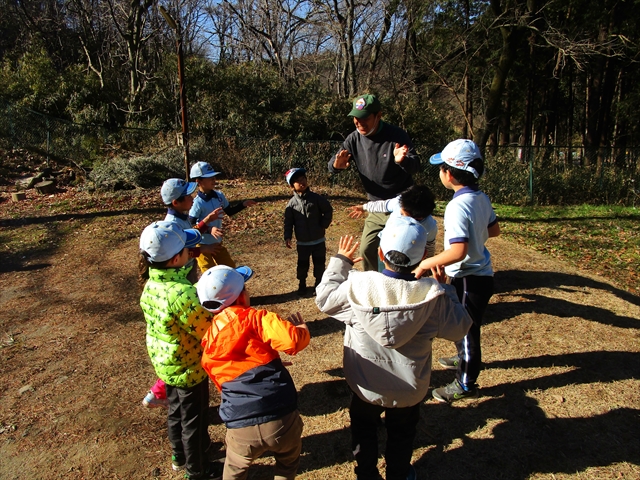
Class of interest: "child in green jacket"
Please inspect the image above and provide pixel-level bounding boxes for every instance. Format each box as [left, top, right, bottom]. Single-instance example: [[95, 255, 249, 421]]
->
[[139, 221, 221, 479]]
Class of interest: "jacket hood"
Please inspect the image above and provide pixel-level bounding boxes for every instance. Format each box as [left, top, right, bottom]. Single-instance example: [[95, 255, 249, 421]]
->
[[345, 270, 445, 348]]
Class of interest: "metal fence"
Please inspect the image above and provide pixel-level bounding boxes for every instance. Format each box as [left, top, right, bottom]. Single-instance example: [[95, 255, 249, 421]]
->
[[2, 101, 639, 206]]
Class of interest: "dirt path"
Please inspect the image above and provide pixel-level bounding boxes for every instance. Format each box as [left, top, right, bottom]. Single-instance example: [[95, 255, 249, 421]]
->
[[1, 183, 638, 480]]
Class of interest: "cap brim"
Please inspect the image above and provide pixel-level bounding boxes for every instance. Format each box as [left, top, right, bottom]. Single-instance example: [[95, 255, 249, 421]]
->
[[184, 182, 198, 195], [429, 153, 444, 165], [200, 171, 220, 178], [184, 229, 202, 248], [348, 109, 372, 119], [235, 266, 253, 281]]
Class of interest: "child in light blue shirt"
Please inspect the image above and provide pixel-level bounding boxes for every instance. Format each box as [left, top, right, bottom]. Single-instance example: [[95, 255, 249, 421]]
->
[[414, 139, 500, 403]]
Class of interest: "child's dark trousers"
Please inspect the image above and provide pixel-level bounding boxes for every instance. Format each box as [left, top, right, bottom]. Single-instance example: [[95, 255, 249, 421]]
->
[[451, 274, 494, 388], [166, 379, 211, 478], [349, 391, 419, 480], [296, 242, 326, 286]]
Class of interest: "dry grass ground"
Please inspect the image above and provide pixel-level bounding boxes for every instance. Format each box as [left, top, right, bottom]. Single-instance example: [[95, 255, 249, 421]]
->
[[0, 179, 639, 480]]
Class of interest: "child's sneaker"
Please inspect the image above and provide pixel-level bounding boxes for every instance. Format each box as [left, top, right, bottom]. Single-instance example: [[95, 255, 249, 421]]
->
[[432, 379, 478, 403], [142, 391, 169, 408], [172, 454, 186, 471], [438, 355, 460, 370], [185, 461, 223, 479]]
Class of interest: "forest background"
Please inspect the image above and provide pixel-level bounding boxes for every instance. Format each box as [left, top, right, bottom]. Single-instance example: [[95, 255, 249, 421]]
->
[[1, 0, 640, 205]]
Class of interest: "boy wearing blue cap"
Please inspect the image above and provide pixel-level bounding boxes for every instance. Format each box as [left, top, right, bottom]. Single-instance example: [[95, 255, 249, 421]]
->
[[413, 139, 500, 403], [139, 221, 222, 479], [198, 265, 310, 480], [283, 167, 333, 295], [141, 178, 227, 408], [161, 178, 226, 281], [315, 216, 472, 480], [188, 162, 257, 271]]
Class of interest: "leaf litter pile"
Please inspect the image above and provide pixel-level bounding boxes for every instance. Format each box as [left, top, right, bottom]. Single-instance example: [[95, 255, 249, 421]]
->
[[0, 179, 639, 480]]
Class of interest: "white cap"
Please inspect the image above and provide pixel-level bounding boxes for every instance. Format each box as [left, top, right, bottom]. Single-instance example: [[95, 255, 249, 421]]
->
[[196, 265, 254, 313], [190, 162, 220, 179], [429, 139, 482, 178], [379, 215, 427, 266], [139, 221, 202, 262]]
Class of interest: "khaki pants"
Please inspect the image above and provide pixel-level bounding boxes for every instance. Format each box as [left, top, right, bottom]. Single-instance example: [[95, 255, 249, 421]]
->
[[196, 244, 236, 273], [360, 212, 390, 272], [223, 410, 303, 480]]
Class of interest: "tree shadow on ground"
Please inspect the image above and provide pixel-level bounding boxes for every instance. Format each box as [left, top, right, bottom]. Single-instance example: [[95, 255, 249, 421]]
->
[[293, 350, 640, 478], [0, 206, 163, 228], [413, 392, 639, 479], [486, 292, 639, 329], [495, 269, 639, 307]]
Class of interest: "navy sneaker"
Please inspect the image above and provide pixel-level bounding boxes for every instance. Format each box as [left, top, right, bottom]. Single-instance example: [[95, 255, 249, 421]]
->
[[432, 379, 479, 403]]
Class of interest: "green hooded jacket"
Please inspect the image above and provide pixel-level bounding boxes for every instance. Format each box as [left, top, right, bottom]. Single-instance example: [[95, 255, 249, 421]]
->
[[140, 265, 212, 388]]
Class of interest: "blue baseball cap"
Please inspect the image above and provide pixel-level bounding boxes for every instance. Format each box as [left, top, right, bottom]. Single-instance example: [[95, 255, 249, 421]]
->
[[285, 168, 306, 186], [161, 178, 197, 204], [429, 139, 482, 179], [190, 162, 220, 179], [378, 215, 427, 266], [139, 221, 202, 262], [196, 265, 254, 313]]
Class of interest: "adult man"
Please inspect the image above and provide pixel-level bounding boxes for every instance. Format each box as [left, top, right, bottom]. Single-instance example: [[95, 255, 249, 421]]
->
[[328, 94, 420, 271]]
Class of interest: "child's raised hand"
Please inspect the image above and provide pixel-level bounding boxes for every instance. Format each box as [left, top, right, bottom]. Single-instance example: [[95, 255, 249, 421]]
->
[[347, 205, 365, 219], [288, 312, 308, 332], [210, 227, 223, 240], [412, 260, 429, 279], [337, 235, 362, 263], [202, 207, 224, 224], [288, 311, 305, 326], [243, 200, 257, 207], [431, 264, 447, 283]]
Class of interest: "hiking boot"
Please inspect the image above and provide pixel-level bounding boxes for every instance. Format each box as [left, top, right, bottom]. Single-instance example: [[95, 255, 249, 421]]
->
[[142, 391, 169, 408], [297, 281, 308, 296], [172, 454, 186, 471], [432, 380, 478, 403], [438, 355, 460, 370], [185, 461, 223, 479]]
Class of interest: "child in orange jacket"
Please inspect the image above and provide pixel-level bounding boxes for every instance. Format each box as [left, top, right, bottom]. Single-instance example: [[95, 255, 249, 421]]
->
[[197, 266, 310, 480]]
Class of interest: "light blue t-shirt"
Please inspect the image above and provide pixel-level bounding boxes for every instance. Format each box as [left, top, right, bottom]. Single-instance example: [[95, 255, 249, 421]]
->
[[188, 190, 230, 244], [164, 209, 196, 269], [443, 186, 497, 278]]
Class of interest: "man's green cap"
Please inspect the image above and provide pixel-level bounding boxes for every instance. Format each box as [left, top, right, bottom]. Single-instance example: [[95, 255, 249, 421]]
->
[[348, 94, 382, 119]]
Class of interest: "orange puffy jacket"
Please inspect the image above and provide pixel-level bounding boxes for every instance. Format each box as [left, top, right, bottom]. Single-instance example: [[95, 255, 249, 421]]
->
[[201, 305, 310, 427]]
